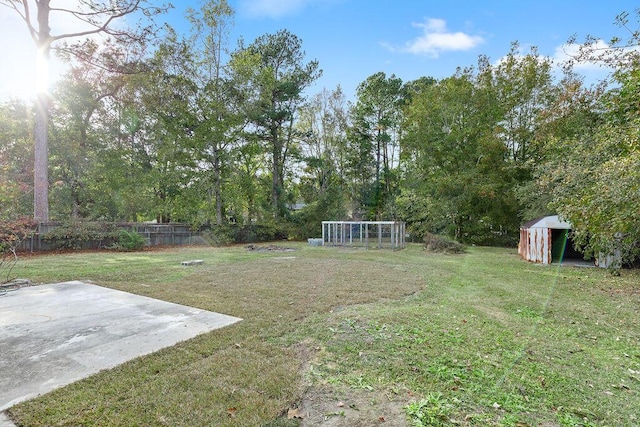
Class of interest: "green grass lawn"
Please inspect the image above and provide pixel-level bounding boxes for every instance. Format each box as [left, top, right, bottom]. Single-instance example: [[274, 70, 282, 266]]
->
[[5, 243, 640, 426]]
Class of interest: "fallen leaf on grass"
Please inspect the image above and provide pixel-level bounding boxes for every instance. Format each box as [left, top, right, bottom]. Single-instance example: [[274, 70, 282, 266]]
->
[[613, 384, 631, 391], [227, 407, 237, 417]]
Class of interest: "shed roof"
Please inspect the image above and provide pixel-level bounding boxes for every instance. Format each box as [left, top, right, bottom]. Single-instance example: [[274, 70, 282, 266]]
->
[[522, 215, 572, 229]]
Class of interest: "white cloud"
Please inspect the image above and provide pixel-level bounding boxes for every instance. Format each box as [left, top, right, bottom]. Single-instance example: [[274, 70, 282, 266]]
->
[[550, 41, 640, 85], [554, 40, 640, 74], [388, 18, 484, 58], [554, 40, 613, 71], [239, 0, 313, 18]]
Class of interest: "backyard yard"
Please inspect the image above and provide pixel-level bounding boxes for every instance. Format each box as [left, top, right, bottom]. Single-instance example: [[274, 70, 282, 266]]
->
[[3, 243, 639, 426]]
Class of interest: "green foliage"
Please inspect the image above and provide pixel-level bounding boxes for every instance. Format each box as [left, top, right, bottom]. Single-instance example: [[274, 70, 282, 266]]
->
[[347, 72, 406, 218], [110, 230, 146, 252], [204, 222, 290, 244], [234, 222, 289, 243], [288, 184, 347, 240], [287, 213, 320, 241], [490, 42, 556, 166], [232, 29, 322, 219], [526, 13, 640, 266], [0, 100, 34, 219], [557, 411, 598, 427], [402, 70, 521, 245], [4, 10, 639, 253], [201, 225, 237, 246], [42, 222, 120, 250], [396, 190, 445, 242], [516, 73, 603, 222], [423, 233, 466, 254], [294, 86, 350, 229], [541, 69, 640, 265], [405, 393, 456, 427]]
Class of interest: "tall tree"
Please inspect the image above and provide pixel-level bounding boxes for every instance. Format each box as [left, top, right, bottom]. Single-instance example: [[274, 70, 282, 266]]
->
[[48, 41, 133, 220], [348, 72, 405, 219], [231, 29, 321, 219], [401, 70, 516, 244], [492, 43, 556, 168], [300, 87, 349, 191], [0, 99, 33, 218], [0, 0, 169, 222], [294, 86, 349, 225], [516, 71, 602, 219], [186, 0, 239, 226], [130, 34, 200, 223]]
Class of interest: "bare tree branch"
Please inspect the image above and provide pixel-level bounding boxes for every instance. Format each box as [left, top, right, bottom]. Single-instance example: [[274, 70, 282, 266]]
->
[[0, 0, 39, 43], [0, 0, 171, 222]]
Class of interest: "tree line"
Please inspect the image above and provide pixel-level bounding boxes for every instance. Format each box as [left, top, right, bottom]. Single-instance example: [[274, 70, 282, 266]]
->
[[1, 2, 639, 263]]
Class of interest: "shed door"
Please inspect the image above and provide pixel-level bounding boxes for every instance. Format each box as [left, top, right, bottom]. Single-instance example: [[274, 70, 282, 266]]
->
[[551, 229, 568, 262]]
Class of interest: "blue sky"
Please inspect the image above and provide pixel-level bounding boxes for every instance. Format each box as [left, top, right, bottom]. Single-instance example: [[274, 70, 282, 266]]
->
[[1, 0, 637, 101], [174, 0, 636, 99]]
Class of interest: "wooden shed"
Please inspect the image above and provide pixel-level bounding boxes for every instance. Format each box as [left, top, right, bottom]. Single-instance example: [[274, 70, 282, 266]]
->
[[518, 215, 575, 264]]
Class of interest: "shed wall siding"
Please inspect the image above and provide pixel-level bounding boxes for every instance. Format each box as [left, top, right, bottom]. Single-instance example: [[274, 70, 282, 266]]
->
[[519, 227, 551, 264]]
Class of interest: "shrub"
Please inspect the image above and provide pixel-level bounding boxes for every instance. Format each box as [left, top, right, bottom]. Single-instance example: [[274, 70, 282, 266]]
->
[[0, 218, 37, 283], [0, 218, 37, 253], [203, 223, 290, 245], [110, 230, 146, 252], [423, 233, 466, 254], [202, 225, 236, 246], [234, 223, 289, 243], [41, 222, 120, 249], [287, 195, 347, 241]]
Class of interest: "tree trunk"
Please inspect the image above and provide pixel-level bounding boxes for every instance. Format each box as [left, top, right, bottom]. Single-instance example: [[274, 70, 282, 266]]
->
[[213, 148, 223, 225], [271, 126, 282, 220], [33, 92, 49, 222], [34, 2, 52, 222], [71, 179, 80, 220]]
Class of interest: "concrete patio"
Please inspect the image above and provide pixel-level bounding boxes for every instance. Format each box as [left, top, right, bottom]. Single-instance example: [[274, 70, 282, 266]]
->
[[0, 281, 241, 422]]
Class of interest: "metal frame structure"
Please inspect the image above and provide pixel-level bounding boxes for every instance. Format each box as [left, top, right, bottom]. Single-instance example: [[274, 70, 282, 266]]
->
[[321, 221, 406, 250]]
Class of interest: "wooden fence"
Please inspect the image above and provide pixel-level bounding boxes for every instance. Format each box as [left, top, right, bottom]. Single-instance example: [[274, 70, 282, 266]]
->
[[19, 223, 203, 252]]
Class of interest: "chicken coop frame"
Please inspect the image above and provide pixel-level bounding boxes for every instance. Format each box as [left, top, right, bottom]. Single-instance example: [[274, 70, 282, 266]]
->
[[321, 221, 406, 250]]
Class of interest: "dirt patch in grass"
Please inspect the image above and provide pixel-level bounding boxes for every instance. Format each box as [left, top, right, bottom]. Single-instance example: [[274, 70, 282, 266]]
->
[[287, 340, 409, 426], [245, 244, 296, 252], [297, 385, 408, 426]]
